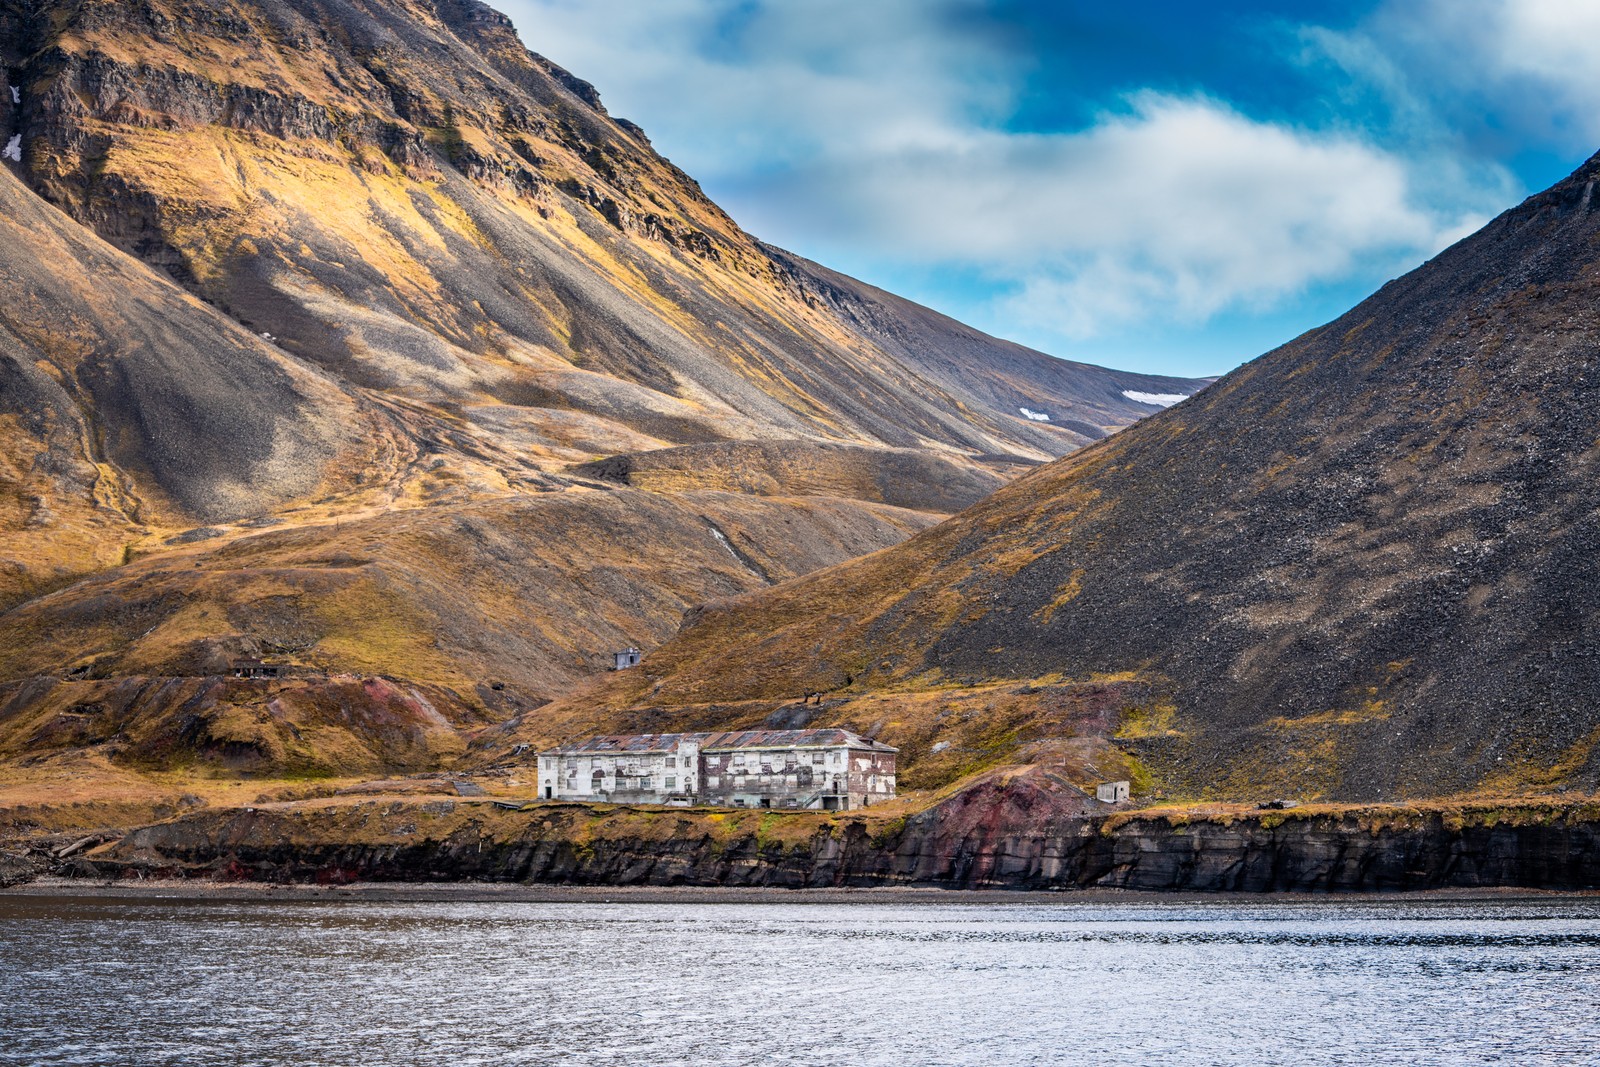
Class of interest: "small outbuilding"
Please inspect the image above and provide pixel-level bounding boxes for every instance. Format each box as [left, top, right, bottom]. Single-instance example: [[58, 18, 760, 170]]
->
[[1096, 780, 1130, 803], [611, 648, 642, 670], [231, 659, 286, 679]]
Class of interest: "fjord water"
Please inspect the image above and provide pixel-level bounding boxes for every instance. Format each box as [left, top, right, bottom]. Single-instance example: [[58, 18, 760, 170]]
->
[[4, 897, 1599, 1066]]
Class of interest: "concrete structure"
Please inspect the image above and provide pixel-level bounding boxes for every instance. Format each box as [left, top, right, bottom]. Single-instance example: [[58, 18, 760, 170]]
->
[[1096, 781, 1130, 803], [698, 729, 896, 810], [611, 648, 642, 670], [537, 728, 896, 810], [231, 659, 286, 679], [537, 734, 702, 804]]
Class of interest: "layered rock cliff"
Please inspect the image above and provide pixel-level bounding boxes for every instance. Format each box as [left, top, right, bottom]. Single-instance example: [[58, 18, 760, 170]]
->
[[70, 794, 1600, 893]]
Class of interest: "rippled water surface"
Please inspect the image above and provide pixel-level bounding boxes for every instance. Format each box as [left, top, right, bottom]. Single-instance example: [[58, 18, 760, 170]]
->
[[5, 894, 1600, 1066]]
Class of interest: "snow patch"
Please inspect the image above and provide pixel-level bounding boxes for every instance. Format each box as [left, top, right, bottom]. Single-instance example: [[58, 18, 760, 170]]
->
[[1018, 407, 1051, 422], [3, 134, 19, 163], [1123, 390, 1188, 407], [708, 526, 739, 559]]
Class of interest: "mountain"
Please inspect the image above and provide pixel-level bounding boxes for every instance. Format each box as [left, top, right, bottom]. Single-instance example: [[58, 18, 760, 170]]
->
[[0, 0, 1195, 489], [0, 0, 1202, 794], [535, 151, 1600, 805]]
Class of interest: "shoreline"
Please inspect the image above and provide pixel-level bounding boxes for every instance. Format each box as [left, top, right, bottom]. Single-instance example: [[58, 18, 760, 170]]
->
[[5, 876, 1598, 906]]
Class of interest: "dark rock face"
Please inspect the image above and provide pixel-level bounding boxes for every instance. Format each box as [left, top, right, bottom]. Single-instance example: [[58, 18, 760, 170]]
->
[[75, 801, 1600, 893], [0, 846, 45, 887]]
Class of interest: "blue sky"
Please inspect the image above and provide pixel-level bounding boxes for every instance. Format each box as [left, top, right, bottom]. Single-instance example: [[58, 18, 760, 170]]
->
[[498, 0, 1600, 378]]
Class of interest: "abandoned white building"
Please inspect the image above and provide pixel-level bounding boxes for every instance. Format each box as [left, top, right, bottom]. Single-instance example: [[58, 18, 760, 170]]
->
[[537, 733, 703, 805], [537, 728, 896, 811]]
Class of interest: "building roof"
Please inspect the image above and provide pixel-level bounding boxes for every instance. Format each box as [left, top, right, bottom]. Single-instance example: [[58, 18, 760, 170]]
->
[[541, 733, 702, 755], [540, 728, 897, 756], [701, 728, 896, 753]]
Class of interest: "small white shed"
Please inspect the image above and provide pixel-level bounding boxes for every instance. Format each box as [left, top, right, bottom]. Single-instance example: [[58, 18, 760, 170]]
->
[[1096, 780, 1130, 803]]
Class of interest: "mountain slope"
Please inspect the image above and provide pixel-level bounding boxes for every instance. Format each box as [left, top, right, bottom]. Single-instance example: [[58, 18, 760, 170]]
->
[[0, 0, 1207, 797], [542, 151, 1600, 803], [0, 162, 396, 604], [1, 0, 1201, 470]]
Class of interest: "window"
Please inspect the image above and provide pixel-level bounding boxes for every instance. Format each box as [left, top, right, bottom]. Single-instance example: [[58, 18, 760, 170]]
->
[[666, 776, 676, 789], [732, 753, 745, 765], [666, 756, 677, 768]]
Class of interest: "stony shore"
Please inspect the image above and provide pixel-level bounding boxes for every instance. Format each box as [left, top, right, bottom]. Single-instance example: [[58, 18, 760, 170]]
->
[[5, 876, 1594, 906]]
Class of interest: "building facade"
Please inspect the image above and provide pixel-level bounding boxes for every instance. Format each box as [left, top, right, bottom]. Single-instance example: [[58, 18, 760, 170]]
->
[[537, 728, 896, 810], [537, 734, 702, 804], [697, 729, 896, 810]]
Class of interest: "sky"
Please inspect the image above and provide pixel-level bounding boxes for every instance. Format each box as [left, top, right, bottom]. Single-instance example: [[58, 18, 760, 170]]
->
[[496, 0, 1600, 379]]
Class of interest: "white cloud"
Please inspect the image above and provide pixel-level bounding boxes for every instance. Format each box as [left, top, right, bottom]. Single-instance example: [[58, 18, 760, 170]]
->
[[803, 94, 1475, 338], [1308, 0, 1600, 155], [499, 1, 1503, 342], [1415, 0, 1600, 140]]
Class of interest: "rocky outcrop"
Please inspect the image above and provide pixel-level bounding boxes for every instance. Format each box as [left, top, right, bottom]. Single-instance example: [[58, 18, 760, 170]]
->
[[65, 795, 1600, 893], [0, 845, 45, 887]]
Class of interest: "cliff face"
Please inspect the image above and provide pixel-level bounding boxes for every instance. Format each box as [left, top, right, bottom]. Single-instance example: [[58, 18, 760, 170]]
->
[[551, 150, 1600, 804], [74, 795, 1600, 893]]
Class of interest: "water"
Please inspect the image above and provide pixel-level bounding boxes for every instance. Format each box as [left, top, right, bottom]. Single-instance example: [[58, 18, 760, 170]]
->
[[4, 894, 1600, 1066]]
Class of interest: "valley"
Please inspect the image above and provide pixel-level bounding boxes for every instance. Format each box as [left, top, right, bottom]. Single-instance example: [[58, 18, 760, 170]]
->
[[3, 0, 1597, 895]]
